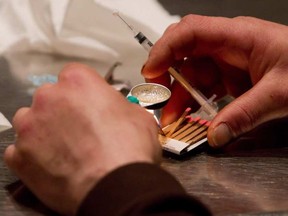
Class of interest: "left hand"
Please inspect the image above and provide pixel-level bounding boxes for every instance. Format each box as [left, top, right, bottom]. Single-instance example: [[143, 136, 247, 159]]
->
[[4, 63, 161, 215], [142, 15, 288, 147]]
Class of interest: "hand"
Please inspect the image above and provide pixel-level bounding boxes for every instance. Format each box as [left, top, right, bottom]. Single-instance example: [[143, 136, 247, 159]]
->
[[4, 63, 161, 215], [142, 15, 288, 148]]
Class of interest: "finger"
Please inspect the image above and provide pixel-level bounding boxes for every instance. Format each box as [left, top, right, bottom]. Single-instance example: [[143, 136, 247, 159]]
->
[[58, 63, 115, 97], [31, 83, 55, 111], [58, 63, 104, 85], [4, 144, 23, 171], [142, 15, 274, 79], [160, 57, 227, 126], [143, 59, 185, 89], [12, 107, 31, 137], [145, 73, 171, 89], [208, 71, 288, 148], [163, 22, 178, 35]]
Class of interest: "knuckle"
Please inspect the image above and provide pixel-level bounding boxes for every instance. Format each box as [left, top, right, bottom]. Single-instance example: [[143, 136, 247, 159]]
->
[[59, 67, 81, 84], [163, 22, 178, 34], [13, 108, 30, 133], [180, 14, 204, 26], [268, 84, 288, 106], [180, 14, 194, 23], [232, 16, 267, 29], [233, 16, 257, 22], [59, 63, 96, 85], [237, 104, 256, 128], [60, 63, 83, 78], [32, 83, 54, 110], [224, 102, 257, 137], [13, 108, 26, 125], [267, 87, 288, 116]]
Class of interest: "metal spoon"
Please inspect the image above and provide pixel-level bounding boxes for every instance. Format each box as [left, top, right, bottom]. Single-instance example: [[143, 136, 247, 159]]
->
[[128, 83, 171, 110]]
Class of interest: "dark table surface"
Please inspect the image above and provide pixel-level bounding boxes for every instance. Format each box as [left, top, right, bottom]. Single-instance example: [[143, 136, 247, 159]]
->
[[1, 1, 288, 215], [1, 52, 288, 216]]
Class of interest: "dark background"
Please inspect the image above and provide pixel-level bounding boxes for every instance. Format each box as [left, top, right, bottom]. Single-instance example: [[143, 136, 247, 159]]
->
[[159, 0, 288, 25]]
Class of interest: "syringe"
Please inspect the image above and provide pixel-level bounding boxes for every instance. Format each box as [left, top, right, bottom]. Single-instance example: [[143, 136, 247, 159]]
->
[[113, 11, 218, 119]]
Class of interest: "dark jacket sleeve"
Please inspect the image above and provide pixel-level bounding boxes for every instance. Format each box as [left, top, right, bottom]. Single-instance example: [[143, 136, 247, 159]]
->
[[77, 163, 211, 216]]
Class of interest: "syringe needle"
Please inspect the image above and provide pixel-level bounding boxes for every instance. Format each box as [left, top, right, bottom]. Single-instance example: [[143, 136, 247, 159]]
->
[[113, 11, 153, 51], [113, 11, 138, 35]]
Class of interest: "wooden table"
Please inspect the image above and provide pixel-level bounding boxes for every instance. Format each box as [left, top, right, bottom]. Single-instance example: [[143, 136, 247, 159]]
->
[[1, 52, 288, 216]]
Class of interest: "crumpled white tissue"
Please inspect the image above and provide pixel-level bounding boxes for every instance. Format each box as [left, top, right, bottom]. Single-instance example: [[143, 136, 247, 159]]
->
[[0, 112, 12, 133], [0, 0, 180, 85]]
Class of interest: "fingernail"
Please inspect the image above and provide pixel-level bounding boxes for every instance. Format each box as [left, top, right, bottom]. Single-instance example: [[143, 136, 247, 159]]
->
[[212, 123, 233, 147]]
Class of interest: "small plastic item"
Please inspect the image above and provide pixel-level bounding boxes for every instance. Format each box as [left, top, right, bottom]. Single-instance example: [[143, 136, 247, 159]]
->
[[28, 74, 58, 86], [127, 96, 140, 104]]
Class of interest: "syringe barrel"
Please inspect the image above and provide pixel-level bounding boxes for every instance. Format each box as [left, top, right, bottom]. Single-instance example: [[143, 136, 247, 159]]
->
[[135, 32, 153, 52]]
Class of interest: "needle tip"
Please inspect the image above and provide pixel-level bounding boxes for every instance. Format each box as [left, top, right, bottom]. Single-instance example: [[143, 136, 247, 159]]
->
[[112, 10, 119, 17]]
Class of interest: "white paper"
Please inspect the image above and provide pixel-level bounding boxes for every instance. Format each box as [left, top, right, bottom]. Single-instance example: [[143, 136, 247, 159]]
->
[[0, 112, 12, 133], [162, 138, 207, 155], [0, 0, 180, 85]]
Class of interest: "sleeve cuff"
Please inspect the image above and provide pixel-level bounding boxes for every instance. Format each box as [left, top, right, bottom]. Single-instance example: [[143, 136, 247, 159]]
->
[[77, 163, 210, 216]]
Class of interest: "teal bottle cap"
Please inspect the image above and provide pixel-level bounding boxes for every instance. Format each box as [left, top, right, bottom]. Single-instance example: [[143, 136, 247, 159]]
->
[[127, 96, 140, 104]]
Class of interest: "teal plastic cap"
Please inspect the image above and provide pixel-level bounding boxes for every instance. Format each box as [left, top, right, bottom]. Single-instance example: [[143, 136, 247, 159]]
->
[[127, 96, 139, 104]]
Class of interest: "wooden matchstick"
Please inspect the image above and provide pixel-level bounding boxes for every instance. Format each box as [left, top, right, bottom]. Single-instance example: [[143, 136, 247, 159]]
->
[[187, 130, 208, 145], [162, 115, 192, 135], [187, 121, 211, 144], [172, 117, 203, 140], [170, 117, 200, 138], [162, 121, 177, 134], [166, 107, 192, 137], [180, 120, 210, 143]]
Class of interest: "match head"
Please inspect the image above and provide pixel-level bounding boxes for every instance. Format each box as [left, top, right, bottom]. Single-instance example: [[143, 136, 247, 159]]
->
[[199, 119, 208, 125], [185, 107, 192, 112], [205, 121, 211, 127]]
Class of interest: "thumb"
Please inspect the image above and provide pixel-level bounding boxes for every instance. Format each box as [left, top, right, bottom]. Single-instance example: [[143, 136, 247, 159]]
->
[[208, 74, 288, 148]]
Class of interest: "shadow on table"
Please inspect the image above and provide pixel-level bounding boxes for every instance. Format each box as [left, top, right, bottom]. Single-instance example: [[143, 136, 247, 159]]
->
[[163, 118, 288, 160], [211, 118, 288, 157], [5, 180, 59, 216]]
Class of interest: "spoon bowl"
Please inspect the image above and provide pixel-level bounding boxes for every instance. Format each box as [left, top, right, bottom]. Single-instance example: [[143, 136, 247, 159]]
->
[[129, 83, 171, 110]]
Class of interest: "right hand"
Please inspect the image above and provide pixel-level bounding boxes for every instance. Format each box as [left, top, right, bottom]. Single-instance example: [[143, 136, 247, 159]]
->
[[4, 63, 161, 215], [142, 15, 288, 148]]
